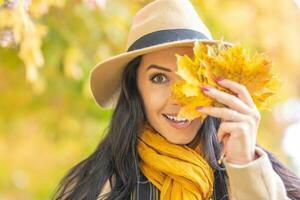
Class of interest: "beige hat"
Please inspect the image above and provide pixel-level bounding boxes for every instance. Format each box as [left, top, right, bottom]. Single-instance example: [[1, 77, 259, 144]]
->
[[89, 0, 233, 109]]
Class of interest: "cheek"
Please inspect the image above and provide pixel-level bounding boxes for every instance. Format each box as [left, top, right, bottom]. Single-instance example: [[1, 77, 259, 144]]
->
[[143, 86, 168, 115]]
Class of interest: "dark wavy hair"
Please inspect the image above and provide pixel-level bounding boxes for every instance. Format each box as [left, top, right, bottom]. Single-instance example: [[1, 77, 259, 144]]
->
[[52, 55, 300, 200]]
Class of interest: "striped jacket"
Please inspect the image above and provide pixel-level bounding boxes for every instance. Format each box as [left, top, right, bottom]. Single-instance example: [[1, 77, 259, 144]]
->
[[130, 172, 160, 200]]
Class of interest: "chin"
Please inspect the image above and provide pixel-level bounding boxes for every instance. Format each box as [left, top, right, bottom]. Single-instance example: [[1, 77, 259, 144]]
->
[[163, 131, 197, 145]]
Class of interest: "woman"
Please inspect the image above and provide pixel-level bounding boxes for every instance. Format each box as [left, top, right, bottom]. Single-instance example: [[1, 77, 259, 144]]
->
[[53, 0, 300, 199]]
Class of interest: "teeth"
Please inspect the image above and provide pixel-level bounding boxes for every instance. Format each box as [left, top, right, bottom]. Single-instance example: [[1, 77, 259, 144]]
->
[[165, 114, 188, 122]]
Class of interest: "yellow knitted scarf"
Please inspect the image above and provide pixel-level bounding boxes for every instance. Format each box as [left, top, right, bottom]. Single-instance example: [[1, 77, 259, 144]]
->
[[137, 123, 214, 200]]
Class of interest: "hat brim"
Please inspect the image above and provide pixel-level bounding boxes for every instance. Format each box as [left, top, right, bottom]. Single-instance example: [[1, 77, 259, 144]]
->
[[89, 39, 234, 109]]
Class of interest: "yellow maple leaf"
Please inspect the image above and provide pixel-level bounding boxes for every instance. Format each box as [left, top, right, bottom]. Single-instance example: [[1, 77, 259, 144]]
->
[[172, 39, 282, 121]]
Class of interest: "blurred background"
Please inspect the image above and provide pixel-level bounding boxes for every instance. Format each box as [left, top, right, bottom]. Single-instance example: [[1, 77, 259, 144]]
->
[[0, 0, 300, 199]]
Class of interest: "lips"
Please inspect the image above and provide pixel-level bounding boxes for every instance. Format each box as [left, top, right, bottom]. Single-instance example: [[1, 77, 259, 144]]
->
[[162, 114, 191, 129]]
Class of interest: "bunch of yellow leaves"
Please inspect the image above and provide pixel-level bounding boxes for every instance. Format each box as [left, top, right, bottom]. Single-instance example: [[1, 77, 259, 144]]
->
[[171, 39, 282, 121]]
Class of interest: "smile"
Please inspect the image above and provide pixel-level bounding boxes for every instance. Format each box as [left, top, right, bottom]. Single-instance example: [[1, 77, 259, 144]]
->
[[162, 114, 192, 129]]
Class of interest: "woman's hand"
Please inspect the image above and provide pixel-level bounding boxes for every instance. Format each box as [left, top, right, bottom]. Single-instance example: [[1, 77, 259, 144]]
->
[[196, 78, 261, 165]]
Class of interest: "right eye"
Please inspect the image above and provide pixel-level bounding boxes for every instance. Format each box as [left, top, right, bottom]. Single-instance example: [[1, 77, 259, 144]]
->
[[149, 73, 169, 84]]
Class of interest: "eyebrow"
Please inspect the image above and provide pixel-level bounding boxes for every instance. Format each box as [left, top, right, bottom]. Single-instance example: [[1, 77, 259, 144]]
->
[[146, 64, 172, 72]]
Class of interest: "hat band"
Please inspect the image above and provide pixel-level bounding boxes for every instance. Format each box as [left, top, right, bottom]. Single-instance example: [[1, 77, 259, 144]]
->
[[127, 29, 209, 52]]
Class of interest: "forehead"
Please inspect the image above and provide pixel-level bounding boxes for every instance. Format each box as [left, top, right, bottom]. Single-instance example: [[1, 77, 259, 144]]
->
[[139, 46, 194, 71]]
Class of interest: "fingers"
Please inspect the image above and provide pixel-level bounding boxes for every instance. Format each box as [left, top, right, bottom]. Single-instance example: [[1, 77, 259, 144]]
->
[[196, 106, 253, 123], [215, 79, 257, 109], [202, 86, 252, 115], [217, 121, 250, 142], [201, 78, 261, 122]]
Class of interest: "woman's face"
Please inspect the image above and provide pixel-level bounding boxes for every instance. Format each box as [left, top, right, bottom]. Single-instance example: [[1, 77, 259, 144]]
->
[[137, 46, 203, 145]]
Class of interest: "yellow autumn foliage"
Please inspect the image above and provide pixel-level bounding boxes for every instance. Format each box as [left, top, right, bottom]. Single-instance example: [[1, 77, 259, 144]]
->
[[172, 39, 282, 121]]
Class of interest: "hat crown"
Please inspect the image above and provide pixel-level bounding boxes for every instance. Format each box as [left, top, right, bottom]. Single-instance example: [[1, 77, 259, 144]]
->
[[126, 0, 213, 51]]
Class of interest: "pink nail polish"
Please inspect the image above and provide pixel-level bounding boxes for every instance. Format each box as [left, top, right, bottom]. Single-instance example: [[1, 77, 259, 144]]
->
[[215, 77, 224, 82], [202, 86, 210, 92], [196, 106, 204, 110]]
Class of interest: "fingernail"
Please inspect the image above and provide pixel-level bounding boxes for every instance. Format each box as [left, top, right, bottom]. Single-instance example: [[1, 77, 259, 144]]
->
[[215, 77, 224, 82], [196, 106, 204, 110], [202, 86, 210, 92]]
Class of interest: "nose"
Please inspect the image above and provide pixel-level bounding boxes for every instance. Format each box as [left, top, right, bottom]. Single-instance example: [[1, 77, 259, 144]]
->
[[166, 76, 184, 105], [167, 93, 181, 106]]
